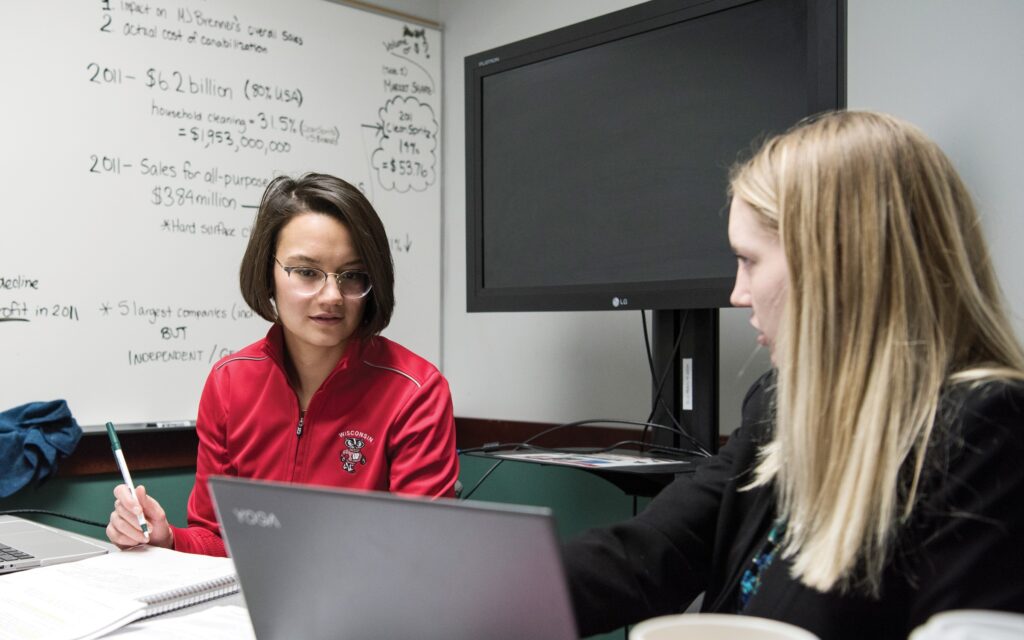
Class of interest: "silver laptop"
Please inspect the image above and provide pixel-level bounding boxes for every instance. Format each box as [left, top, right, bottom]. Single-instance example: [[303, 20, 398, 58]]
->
[[0, 515, 108, 574], [208, 476, 578, 640]]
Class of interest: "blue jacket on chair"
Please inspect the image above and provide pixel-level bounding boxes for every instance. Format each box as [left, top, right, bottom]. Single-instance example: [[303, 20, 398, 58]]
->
[[0, 400, 82, 497]]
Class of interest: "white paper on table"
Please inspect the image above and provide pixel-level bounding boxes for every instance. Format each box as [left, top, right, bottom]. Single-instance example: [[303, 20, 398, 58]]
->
[[104, 605, 256, 640]]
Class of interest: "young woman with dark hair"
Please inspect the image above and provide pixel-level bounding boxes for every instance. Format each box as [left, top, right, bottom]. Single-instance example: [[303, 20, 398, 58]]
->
[[106, 173, 458, 556]]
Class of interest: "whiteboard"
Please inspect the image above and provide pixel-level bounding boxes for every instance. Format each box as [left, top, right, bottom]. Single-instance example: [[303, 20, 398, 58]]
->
[[0, 1, 442, 427]]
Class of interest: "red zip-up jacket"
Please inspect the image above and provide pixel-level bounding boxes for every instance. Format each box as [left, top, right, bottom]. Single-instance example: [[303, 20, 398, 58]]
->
[[170, 325, 458, 556]]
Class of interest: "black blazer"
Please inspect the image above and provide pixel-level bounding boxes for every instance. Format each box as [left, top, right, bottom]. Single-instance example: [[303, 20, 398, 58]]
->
[[563, 373, 1024, 639]]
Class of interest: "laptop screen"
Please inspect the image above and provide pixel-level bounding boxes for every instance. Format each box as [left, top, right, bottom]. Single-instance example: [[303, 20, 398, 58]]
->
[[209, 476, 578, 640]]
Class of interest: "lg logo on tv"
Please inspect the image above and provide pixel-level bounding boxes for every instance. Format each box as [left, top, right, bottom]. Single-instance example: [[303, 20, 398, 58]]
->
[[233, 508, 281, 528], [612, 296, 630, 308]]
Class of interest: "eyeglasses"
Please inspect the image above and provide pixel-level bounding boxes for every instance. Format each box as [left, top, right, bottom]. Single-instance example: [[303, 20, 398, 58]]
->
[[274, 258, 373, 299]]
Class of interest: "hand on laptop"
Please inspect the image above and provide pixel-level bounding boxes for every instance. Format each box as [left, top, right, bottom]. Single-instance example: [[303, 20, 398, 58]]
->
[[106, 484, 174, 550]]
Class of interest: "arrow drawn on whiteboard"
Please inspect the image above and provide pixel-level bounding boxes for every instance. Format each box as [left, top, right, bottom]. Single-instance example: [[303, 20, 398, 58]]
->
[[361, 122, 386, 139]]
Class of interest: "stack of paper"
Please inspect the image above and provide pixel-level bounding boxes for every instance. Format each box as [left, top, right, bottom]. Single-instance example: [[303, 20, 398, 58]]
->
[[0, 545, 238, 640]]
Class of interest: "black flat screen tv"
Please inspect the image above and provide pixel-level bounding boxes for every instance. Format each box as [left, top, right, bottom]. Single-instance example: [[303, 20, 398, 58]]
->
[[465, 0, 845, 312]]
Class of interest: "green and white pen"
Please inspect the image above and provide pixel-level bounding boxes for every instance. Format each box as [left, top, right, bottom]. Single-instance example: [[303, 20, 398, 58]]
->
[[105, 421, 150, 541]]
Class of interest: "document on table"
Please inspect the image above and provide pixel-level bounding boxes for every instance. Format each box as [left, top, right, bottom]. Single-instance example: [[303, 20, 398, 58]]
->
[[0, 573, 142, 640], [104, 605, 256, 639], [0, 545, 237, 640]]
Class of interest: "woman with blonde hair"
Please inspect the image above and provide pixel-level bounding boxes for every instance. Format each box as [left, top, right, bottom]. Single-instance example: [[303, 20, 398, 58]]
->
[[564, 111, 1024, 638]]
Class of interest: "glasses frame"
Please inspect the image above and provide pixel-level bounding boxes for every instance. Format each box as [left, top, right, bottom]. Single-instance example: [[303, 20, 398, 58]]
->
[[274, 257, 373, 299]]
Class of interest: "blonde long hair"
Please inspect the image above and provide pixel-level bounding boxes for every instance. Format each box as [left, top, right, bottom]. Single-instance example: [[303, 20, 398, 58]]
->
[[730, 111, 1024, 594]]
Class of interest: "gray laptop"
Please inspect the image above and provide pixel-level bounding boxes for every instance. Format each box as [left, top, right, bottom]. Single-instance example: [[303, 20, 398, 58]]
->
[[0, 515, 108, 574], [208, 476, 578, 640]]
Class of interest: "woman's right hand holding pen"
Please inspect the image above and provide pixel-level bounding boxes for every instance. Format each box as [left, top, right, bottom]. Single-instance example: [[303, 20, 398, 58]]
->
[[106, 484, 174, 549]]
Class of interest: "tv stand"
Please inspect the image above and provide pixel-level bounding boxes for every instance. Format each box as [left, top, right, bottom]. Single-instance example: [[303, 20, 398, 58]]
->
[[464, 447, 698, 497], [650, 308, 719, 454]]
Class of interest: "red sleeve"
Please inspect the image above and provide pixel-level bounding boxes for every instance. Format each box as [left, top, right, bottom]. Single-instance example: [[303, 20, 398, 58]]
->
[[386, 369, 459, 498], [169, 369, 231, 557]]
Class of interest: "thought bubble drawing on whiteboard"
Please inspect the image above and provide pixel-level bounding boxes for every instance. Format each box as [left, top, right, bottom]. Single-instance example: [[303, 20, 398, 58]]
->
[[367, 96, 438, 193]]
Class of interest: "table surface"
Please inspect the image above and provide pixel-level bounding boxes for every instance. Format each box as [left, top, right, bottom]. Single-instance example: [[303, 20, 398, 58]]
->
[[465, 447, 699, 496]]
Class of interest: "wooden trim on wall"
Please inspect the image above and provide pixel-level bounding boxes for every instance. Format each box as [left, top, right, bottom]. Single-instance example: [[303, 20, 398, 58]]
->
[[57, 417, 726, 477], [59, 430, 199, 477], [333, 0, 441, 29]]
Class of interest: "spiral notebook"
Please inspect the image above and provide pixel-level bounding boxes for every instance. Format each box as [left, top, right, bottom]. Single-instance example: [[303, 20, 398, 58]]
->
[[0, 544, 237, 640]]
